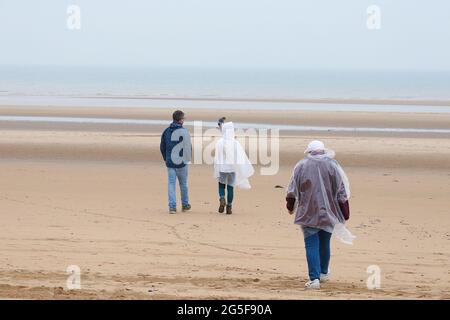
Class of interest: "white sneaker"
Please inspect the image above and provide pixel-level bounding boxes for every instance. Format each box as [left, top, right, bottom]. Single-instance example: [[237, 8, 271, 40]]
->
[[320, 273, 330, 282], [305, 279, 320, 289]]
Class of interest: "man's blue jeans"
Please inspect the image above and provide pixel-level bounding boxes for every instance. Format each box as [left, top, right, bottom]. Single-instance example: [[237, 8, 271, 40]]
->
[[167, 166, 189, 209], [304, 230, 332, 281]]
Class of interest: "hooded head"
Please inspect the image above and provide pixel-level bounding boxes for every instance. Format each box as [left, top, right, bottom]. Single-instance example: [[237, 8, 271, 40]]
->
[[217, 117, 226, 129], [221, 122, 235, 140], [304, 140, 325, 154]]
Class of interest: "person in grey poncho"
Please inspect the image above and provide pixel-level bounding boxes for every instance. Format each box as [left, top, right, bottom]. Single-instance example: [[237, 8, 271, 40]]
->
[[286, 140, 352, 289]]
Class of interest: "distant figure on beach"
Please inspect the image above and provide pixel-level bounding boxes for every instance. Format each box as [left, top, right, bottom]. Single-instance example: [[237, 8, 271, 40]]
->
[[160, 110, 192, 214], [286, 140, 353, 289], [214, 118, 254, 214]]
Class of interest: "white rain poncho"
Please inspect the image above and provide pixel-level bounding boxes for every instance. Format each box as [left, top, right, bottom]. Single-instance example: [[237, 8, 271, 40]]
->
[[214, 122, 254, 189], [286, 148, 355, 244]]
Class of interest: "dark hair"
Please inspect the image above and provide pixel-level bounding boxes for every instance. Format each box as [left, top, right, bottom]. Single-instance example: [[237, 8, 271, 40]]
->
[[172, 110, 185, 122], [218, 117, 226, 126]]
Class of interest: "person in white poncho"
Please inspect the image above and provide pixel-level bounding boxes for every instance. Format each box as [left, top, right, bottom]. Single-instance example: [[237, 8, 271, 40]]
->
[[214, 119, 254, 215], [285, 140, 355, 290]]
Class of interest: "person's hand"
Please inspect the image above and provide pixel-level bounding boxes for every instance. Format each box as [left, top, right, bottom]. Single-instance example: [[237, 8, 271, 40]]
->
[[286, 197, 295, 215]]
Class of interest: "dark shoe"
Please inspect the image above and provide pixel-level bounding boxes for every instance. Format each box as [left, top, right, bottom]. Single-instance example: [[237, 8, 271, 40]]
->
[[182, 204, 191, 212], [218, 198, 226, 213], [169, 208, 177, 214], [226, 205, 232, 215]]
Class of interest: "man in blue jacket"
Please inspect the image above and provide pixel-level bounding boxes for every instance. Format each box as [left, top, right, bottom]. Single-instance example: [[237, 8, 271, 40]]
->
[[160, 110, 192, 214]]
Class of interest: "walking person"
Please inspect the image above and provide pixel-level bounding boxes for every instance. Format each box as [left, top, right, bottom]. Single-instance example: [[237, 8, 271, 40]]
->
[[214, 118, 254, 214], [160, 110, 192, 214], [285, 140, 354, 289]]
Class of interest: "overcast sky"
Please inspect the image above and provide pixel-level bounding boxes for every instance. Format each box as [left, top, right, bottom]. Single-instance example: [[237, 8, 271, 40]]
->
[[0, 0, 449, 70]]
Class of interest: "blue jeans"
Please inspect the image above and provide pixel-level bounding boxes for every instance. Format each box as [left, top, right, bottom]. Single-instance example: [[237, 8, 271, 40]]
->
[[304, 230, 332, 281], [218, 182, 234, 205], [167, 166, 189, 209]]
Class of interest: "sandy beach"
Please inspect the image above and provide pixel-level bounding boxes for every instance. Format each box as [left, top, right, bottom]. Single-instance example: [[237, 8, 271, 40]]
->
[[0, 106, 449, 299]]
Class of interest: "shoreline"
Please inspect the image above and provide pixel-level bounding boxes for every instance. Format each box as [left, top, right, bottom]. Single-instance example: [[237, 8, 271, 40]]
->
[[1, 115, 450, 134], [2, 94, 450, 106], [2, 97, 450, 113], [85, 95, 450, 107], [1, 105, 450, 130]]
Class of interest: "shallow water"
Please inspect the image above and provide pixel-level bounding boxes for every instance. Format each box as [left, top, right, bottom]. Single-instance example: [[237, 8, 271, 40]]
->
[[1, 95, 450, 113], [1, 115, 449, 134]]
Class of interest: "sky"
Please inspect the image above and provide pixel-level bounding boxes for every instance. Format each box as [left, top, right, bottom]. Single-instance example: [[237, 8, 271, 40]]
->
[[0, 0, 449, 71]]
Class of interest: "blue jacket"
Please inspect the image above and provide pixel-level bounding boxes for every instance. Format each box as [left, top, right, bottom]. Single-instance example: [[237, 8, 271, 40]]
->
[[160, 122, 192, 168]]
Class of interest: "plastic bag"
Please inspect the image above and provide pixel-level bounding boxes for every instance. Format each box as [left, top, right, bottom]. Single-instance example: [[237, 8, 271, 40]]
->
[[333, 222, 356, 245]]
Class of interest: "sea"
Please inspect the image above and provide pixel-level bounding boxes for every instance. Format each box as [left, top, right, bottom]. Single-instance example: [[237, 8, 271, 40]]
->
[[1, 65, 450, 113]]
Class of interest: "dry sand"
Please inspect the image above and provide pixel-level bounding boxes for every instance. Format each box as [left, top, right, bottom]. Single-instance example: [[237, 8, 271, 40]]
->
[[0, 106, 449, 299]]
